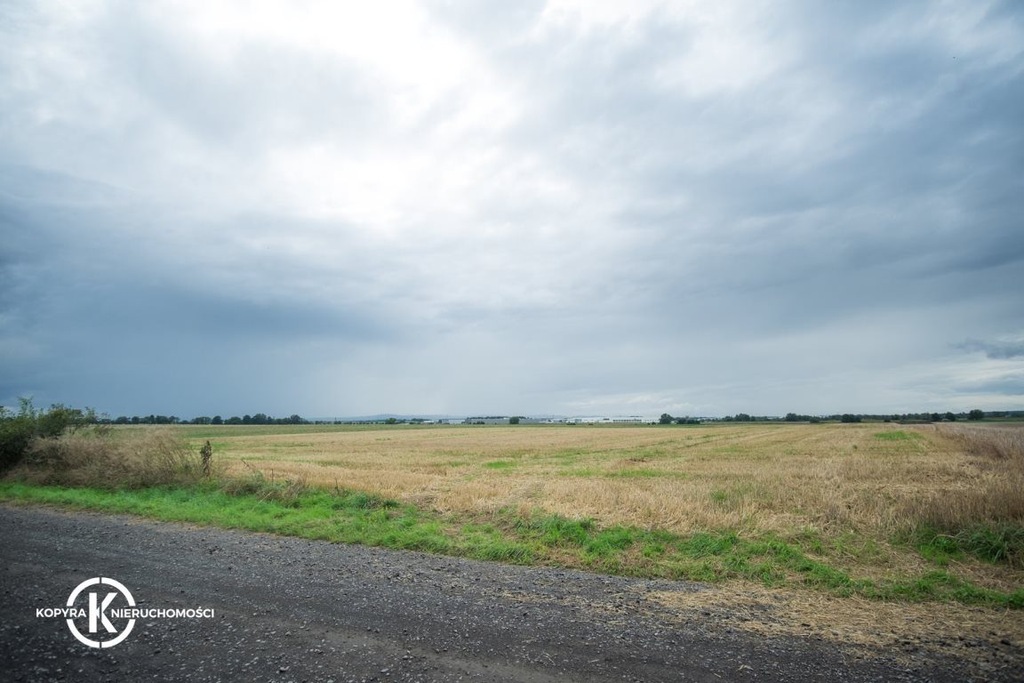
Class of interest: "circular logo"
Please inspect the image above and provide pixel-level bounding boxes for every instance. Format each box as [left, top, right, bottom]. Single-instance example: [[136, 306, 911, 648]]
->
[[65, 577, 137, 648]]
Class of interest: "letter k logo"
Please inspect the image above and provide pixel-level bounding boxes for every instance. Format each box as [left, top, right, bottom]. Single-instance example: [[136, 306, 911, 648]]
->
[[66, 577, 137, 648], [89, 592, 118, 633]]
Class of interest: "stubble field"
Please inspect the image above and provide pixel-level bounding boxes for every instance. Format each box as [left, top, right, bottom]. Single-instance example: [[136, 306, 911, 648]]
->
[[188, 422, 1015, 535], [177, 422, 1021, 586], [176, 421, 1023, 655]]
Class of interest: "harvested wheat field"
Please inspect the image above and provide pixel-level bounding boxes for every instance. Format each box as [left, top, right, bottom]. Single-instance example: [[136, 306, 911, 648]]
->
[[193, 422, 1016, 536], [176, 420, 1024, 661], [183, 424, 1011, 566]]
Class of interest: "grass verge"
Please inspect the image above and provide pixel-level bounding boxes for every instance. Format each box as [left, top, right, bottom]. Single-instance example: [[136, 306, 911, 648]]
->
[[2, 480, 1021, 609]]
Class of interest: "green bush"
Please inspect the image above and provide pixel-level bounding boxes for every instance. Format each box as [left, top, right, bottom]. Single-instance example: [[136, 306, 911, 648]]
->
[[2, 399, 205, 489], [0, 414, 35, 472], [0, 399, 95, 472]]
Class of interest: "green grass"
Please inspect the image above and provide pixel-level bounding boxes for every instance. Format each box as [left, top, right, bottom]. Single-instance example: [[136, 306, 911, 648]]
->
[[912, 523, 1024, 568], [2, 480, 1022, 608], [873, 430, 919, 441], [483, 460, 518, 470], [606, 468, 679, 479]]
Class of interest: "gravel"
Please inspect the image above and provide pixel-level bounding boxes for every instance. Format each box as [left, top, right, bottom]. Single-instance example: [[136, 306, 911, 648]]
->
[[1, 504, 1016, 682]]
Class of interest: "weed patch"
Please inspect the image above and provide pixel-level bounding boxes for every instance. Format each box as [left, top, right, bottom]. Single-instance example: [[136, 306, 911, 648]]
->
[[483, 460, 517, 470], [873, 431, 918, 441], [606, 468, 674, 479], [912, 523, 1024, 568]]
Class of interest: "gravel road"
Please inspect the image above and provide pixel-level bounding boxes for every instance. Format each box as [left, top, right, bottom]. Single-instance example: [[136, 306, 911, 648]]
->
[[1, 504, 1015, 682]]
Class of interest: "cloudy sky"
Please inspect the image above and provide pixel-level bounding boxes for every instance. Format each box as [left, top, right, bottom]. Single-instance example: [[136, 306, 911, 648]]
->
[[2, 0, 1022, 419]]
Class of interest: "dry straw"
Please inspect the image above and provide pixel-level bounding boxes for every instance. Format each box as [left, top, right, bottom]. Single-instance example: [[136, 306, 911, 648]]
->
[[212, 422, 1024, 540], [17, 427, 208, 489]]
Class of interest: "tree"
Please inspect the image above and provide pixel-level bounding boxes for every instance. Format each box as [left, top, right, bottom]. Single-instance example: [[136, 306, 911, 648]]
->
[[967, 409, 985, 421], [840, 414, 861, 423], [659, 413, 674, 425], [509, 416, 520, 425], [0, 400, 37, 472]]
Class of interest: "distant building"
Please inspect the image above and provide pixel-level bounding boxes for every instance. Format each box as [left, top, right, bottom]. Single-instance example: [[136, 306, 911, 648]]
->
[[567, 416, 658, 424]]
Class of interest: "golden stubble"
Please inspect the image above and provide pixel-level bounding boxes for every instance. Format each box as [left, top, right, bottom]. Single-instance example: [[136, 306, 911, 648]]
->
[[193, 421, 1024, 651], [209, 423, 1022, 545]]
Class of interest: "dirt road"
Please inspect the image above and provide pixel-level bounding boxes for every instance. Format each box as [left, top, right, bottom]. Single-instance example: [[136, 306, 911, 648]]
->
[[0, 505, 1012, 682]]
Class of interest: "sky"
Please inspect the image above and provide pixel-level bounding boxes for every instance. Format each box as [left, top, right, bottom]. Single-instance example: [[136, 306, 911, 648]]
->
[[2, 0, 1023, 419]]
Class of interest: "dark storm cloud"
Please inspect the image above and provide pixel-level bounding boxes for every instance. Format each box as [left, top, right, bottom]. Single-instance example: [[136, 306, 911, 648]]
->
[[958, 339, 1024, 360], [1, 182, 392, 343], [458, 1, 1022, 321], [0, 163, 397, 414], [613, 6, 1024, 334]]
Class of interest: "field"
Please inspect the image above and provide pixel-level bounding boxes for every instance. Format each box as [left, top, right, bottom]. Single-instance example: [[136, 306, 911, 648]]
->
[[4, 419, 1024, 656], [168, 422, 1019, 583], [181, 422, 1017, 534], [167, 420, 1023, 652]]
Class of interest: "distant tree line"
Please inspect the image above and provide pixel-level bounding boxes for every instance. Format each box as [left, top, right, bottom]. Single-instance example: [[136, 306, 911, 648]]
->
[[657, 410, 1017, 425], [10, 404, 1022, 431], [658, 414, 704, 425], [103, 413, 308, 426]]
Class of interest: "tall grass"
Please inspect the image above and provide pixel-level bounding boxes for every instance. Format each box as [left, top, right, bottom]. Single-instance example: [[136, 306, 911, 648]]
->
[[903, 424, 1024, 568], [912, 424, 1024, 529], [12, 428, 208, 489], [939, 423, 1024, 460]]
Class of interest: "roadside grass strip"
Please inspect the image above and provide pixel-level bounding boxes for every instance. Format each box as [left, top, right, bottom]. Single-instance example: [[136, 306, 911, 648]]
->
[[2, 481, 1021, 608]]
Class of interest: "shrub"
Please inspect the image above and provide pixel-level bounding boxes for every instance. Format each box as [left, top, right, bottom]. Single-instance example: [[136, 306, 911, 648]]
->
[[0, 410, 36, 473], [0, 399, 96, 472]]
